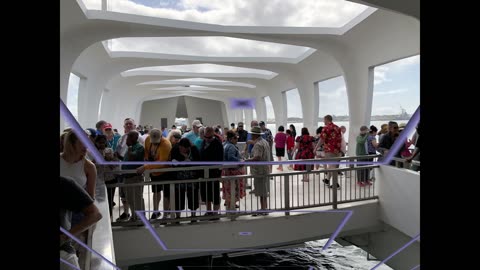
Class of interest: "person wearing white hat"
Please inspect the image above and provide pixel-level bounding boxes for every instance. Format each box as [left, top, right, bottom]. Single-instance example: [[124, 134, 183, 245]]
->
[[245, 126, 271, 215]]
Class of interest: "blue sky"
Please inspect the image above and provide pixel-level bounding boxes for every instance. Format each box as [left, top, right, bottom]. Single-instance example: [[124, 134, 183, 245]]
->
[[67, 73, 80, 119], [83, 0, 368, 27], [130, 0, 210, 12], [265, 55, 420, 118], [131, 0, 184, 10]]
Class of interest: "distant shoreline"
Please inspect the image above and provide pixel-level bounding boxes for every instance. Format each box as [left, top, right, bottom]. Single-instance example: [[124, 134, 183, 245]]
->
[[266, 115, 411, 124]]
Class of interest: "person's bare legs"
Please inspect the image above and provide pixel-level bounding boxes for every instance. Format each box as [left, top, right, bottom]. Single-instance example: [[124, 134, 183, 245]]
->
[[277, 156, 283, 170], [153, 192, 161, 212]]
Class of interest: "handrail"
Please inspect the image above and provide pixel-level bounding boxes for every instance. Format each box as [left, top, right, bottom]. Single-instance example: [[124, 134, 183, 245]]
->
[[106, 154, 382, 176], [391, 157, 420, 170], [106, 160, 381, 227], [105, 165, 380, 187]]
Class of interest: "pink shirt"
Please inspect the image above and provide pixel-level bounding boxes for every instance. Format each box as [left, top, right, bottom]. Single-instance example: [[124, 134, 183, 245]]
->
[[274, 132, 287, 149]]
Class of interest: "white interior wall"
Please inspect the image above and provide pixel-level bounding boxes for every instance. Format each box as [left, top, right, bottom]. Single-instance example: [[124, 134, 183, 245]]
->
[[376, 166, 420, 238]]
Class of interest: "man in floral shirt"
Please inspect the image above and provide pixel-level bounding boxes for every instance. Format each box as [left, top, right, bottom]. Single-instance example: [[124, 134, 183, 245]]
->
[[317, 115, 342, 188]]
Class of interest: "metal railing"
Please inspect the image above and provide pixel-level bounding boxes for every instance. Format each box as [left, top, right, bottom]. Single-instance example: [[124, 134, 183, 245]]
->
[[103, 155, 381, 227], [391, 157, 421, 170]]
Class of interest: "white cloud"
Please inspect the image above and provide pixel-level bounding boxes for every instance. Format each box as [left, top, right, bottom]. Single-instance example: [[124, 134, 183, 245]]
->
[[374, 55, 420, 85], [83, 0, 369, 27], [109, 37, 310, 58], [373, 88, 408, 96], [374, 66, 391, 85], [286, 89, 303, 118], [319, 86, 346, 98], [384, 55, 420, 71]]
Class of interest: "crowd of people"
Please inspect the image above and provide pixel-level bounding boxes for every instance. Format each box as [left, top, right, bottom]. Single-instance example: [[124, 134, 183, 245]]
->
[[60, 115, 420, 267]]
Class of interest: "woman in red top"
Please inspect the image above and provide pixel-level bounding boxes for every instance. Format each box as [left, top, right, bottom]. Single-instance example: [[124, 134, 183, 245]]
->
[[285, 129, 295, 170], [292, 127, 315, 182]]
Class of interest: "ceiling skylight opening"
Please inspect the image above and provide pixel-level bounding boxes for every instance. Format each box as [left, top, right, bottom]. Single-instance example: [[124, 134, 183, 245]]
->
[[81, 0, 370, 28], [122, 64, 277, 76], [106, 37, 313, 58]]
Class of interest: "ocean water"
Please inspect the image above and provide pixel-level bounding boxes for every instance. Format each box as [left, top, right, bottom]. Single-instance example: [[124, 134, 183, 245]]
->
[[130, 239, 393, 269]]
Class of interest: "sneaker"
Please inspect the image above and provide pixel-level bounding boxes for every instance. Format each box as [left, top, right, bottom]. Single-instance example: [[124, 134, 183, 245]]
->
[[150, 212, 161, 220], [116, 212, 130, 222], [329, 183, 341, 189], [338, 172, 343, 175], [367, 180, 373, 185], [322, 179, 330, 185], [357, 181, 366, 187], [129, 217, 144, 226]]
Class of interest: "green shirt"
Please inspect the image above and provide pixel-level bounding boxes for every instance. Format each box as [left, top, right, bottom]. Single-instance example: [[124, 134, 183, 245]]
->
[[356, 134, 369, 156], [121, 142, 145, 170]]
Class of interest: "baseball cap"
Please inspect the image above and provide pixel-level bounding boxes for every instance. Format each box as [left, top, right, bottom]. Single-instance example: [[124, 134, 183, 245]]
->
[[103, 123, 113, 130], [192, 120, 203, 128], [149, 128, 162, 144]]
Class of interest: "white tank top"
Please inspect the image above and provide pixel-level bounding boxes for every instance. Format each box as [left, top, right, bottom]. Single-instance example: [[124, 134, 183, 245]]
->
[[60, 155, 87, 189]]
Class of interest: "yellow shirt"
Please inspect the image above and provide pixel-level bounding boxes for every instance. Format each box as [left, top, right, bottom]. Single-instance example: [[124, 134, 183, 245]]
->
[[144, 136, 172, 176]]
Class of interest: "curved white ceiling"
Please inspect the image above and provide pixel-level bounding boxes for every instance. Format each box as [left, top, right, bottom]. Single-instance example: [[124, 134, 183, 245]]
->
[[138, 78, 256, 88], [123, 64, 276, 76], [82, 0, 369, 27], [106, 37, 312, 58], [152, 86, 233, 92]]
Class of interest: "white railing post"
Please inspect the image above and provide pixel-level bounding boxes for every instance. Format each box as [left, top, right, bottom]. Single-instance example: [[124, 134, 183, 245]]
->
[[332, 170, 338, 209], [284, 175, 290, 216]]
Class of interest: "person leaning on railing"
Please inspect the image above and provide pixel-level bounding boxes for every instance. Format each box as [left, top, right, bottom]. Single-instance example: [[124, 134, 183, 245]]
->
[[60, 176, 102, 270], [356, 126, 371, 186], [169, 138, 202, 222]]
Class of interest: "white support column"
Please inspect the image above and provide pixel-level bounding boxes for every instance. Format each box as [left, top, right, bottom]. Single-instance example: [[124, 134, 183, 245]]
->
[[269, 91, 286, 127], [295, 81, 317, 134], [244, 109, 253, 126], [282, 91, 289, 126], [313, 82, 320, 128], [234, 110, 243, 125], [98, 89, 111, 122], [220, 102, 229, 128], [256, 97, 267, 125], [343, 65, 373, 156]]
